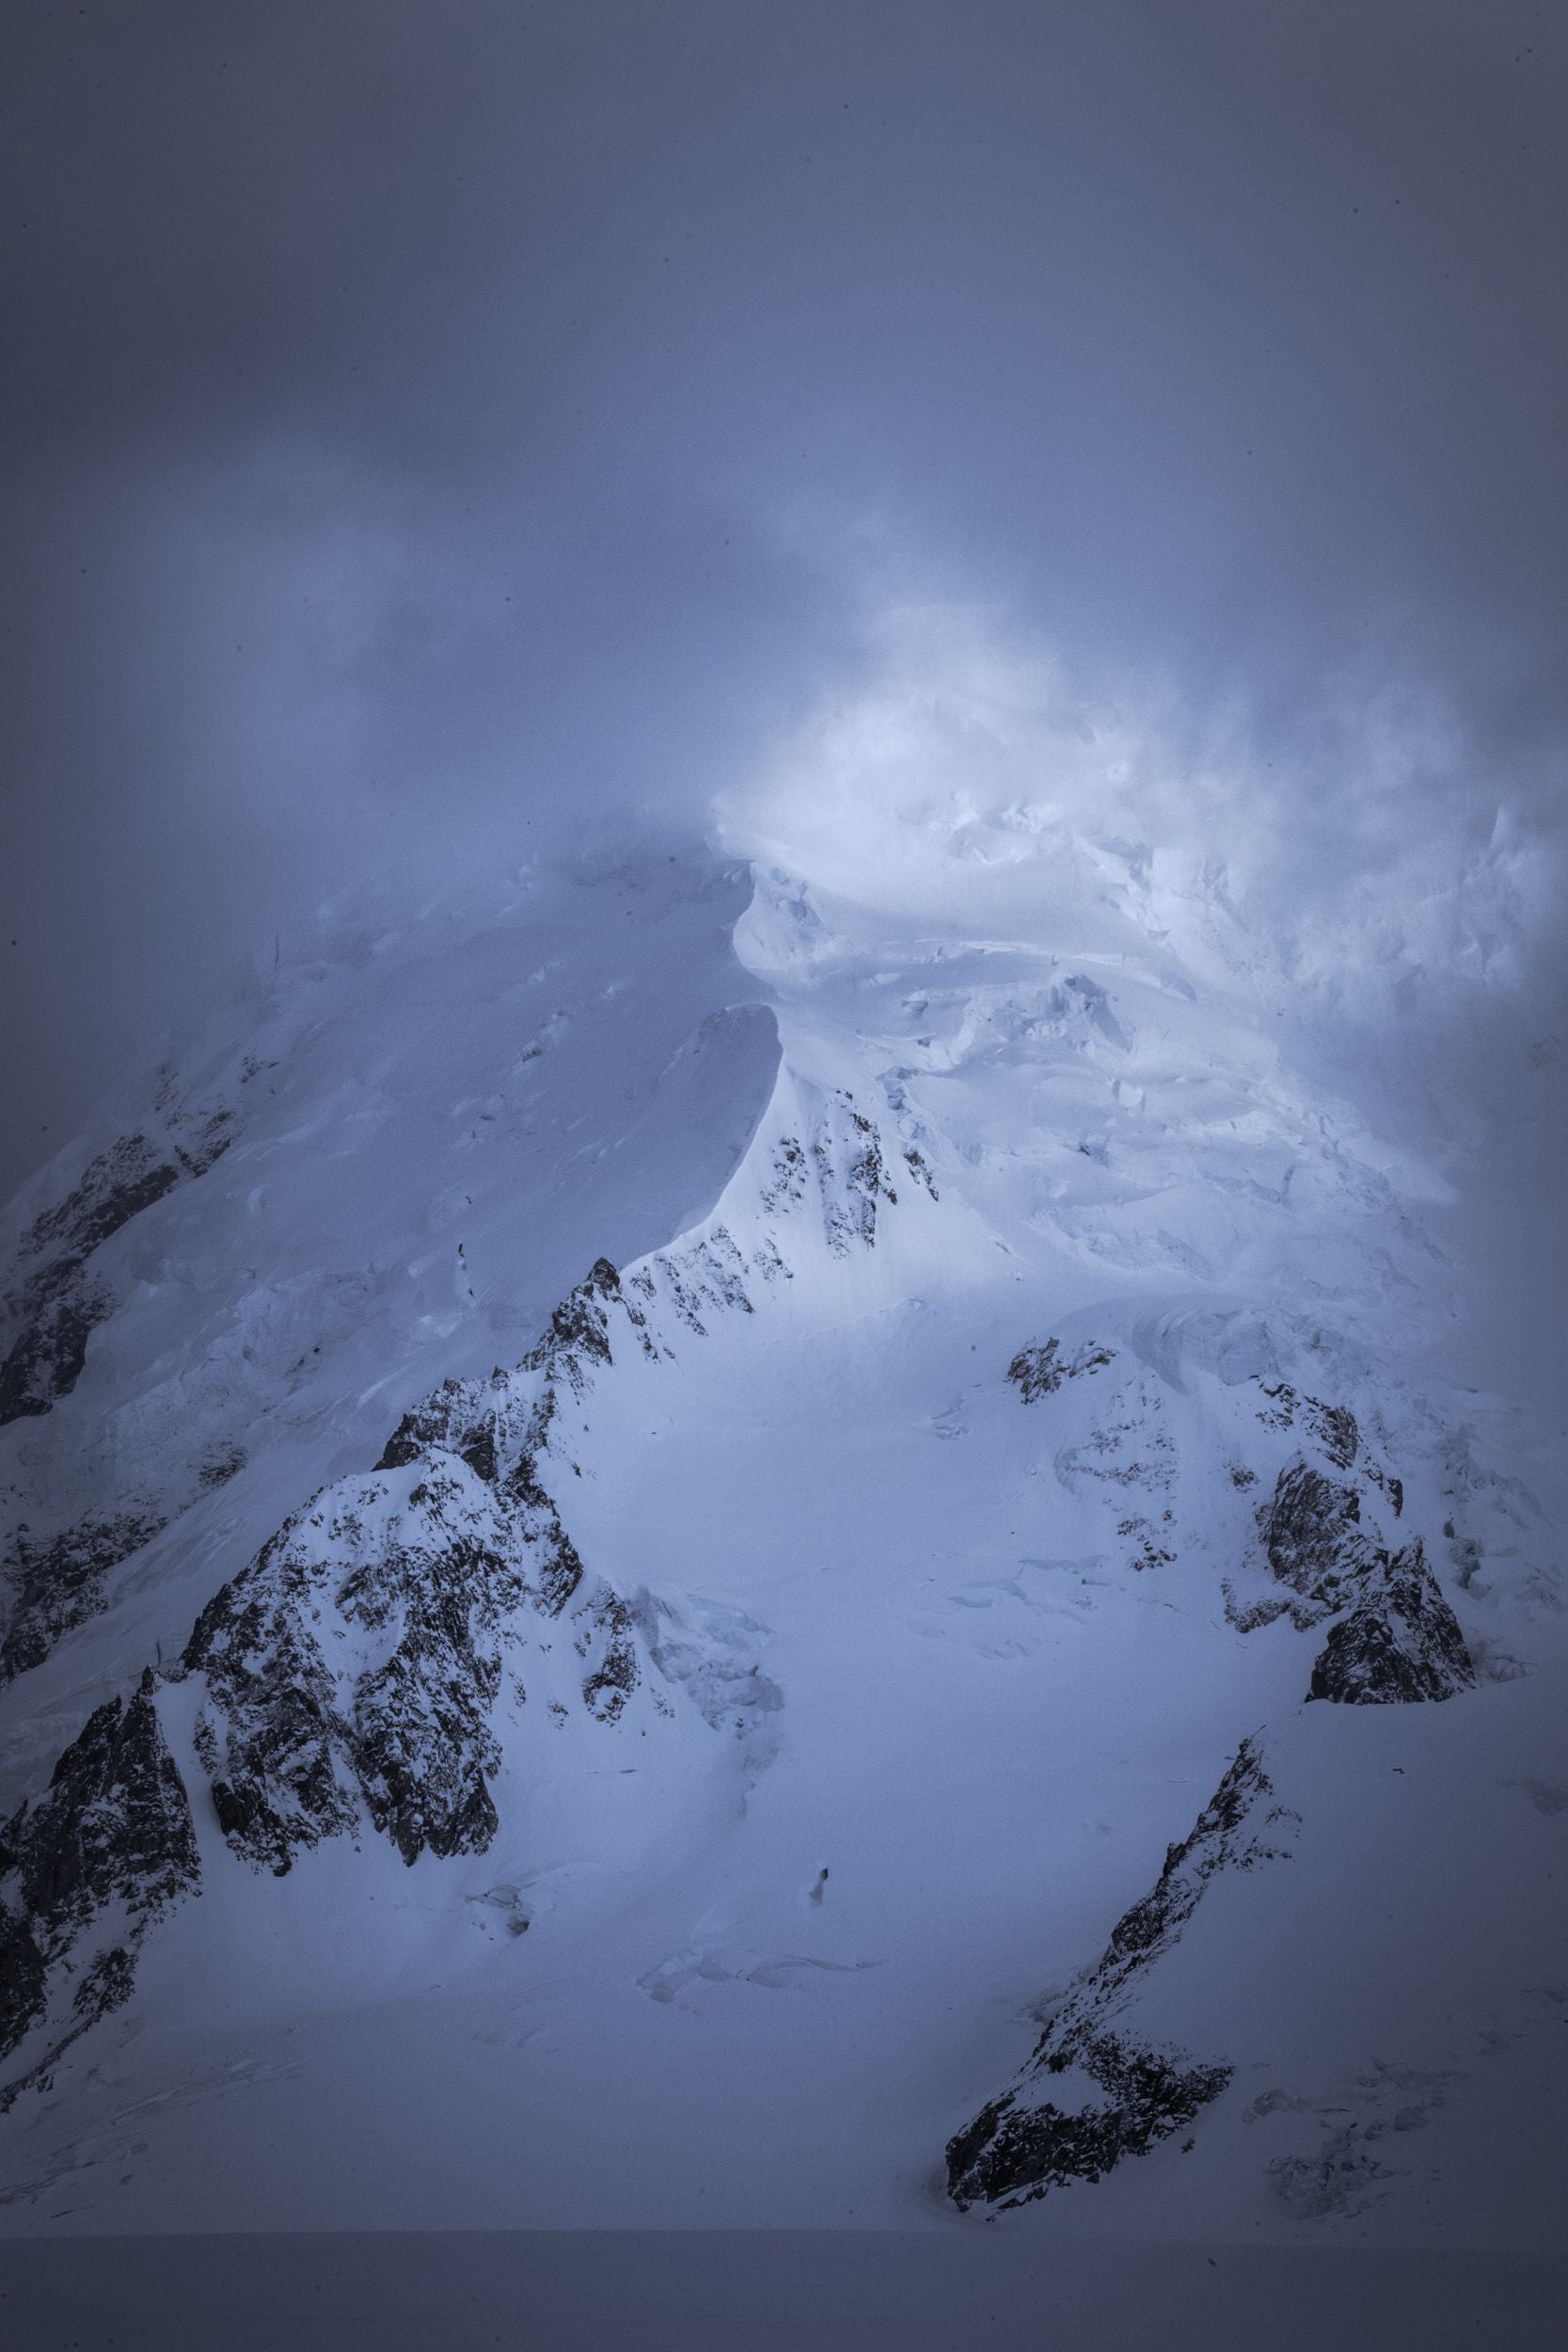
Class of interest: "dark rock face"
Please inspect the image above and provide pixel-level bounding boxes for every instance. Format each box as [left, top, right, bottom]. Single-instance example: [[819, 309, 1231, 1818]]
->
[[18, 1676, 198, 1931], [1309, 1403, 1359, 1472], [1, 1509, 168, 1686], [0, 1670, 198, 2100], [0, 1121, 234, 1427], [1251, 1382, 1358, 1470], [0, 1237, 776, 2097], [947, 1739, 1296, 2210], [180, 1468, 529, 1875], [1006, 1338, 1115, 1403], [16, 1136, 186, 1267], [900, 1145, 938, 1200], [1307, 1540, 1475, 1704], [1093, 1739, 1295, 1981], [377, 1259, 641, 1488], [1259, 1460, 1370, 1617], [577, 1589, 641, 1724], [1, 1446, 247, 1688], [177, 1257, 668, 1880], [1243, 1438, 1471, 1701], [526, 1256, 622, 1375], [0, 1278, 116, 1426], [946, 2040, 1233, 2208], [0, 1904, 48, 2067], [183, 1568, 361, 1874]]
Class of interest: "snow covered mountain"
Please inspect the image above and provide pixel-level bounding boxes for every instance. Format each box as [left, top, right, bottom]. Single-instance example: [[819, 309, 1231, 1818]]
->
[[0, 830, 1561, 2243]]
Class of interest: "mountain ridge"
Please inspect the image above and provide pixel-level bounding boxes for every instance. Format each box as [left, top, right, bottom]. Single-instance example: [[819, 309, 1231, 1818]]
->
[[0, 838, 1560, 2238]]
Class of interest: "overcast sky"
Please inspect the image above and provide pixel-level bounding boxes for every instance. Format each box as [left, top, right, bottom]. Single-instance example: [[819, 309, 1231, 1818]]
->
[[3, 0, 1564, 1220]]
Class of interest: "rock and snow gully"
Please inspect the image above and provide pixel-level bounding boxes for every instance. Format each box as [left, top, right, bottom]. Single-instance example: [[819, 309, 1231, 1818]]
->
[[0, 842, 1560, 2242]]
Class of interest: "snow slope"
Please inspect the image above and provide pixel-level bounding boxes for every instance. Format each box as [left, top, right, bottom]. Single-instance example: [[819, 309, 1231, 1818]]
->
[[0, 833, 1561, 2246]]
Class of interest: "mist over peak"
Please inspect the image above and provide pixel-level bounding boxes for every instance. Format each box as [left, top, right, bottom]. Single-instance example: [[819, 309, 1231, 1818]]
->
[[719, 601, 1560, 1040]]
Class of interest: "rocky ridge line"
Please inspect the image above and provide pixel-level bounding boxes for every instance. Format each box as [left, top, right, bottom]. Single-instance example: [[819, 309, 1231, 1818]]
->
[[0, 1101, 908, 2106], [946, 1737, 1297, 2208]]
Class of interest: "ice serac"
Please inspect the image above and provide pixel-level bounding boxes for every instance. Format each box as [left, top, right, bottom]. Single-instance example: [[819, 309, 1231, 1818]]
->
[[0, 839, 1559, 2240]]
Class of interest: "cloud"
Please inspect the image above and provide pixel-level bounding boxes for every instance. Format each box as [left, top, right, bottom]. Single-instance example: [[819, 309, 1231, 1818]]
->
[[719, 597, 1562, 1033], [1, 1, 1563, 1200]]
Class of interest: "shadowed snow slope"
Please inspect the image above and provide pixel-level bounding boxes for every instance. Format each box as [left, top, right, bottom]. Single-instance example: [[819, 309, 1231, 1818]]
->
[[0, 837, 1561, 2245]]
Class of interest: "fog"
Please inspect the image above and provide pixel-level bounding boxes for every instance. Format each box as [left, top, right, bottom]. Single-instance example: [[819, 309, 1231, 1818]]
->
[[4, 0, 1563, 1262]]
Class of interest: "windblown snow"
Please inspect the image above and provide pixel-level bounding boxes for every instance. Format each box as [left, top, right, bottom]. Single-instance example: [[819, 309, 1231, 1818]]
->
[[0, 834, 1562, 2244]]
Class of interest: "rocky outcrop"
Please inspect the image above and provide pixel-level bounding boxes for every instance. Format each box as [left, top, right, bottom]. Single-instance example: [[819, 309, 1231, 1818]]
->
[[1235, 1430, 1472, 1701], [641, 1229, 753, 1338], [11, 1673, 198, 1934], [947, 1738, 1296, 2209], [0, 1670, 198, 2105], [0, 1234, 789, 2098], [0, 1274, 116, 1427], [945, 2038, 1232, 2210], [0, 1120, 234, 1427], [0, 1446, 247, 1689], [1250, 1381, 1360, 1470], [179, 1455, 556, 1874], [1307, 1540, 1475, 1704], [376, 1257, 646, 1489], [1259, 1460, 1370, 1619], [1, 1507, 168, 1685], [172, 1249, 752, 1880], [1006, 1338, 1115, 1403], [760, 1092, 903, 1255]]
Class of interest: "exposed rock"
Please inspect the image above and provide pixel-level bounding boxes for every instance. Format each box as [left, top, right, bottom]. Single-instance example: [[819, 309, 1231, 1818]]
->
[[814, 1092, 899, 1252], [1259, 1459, 1370, 1619], [18, 1674, 199, 1933], [521, 1256, 624, 1388], [0, 1275, 115, 1426], [0, 1671, 198, 2100], [15, 1135, 184, 1268], [946, 2040, 1232, 2208], [1250, 1382, 1358, 1470], [578, 1589, 641, 1723], [1, 1121, 235, 1426], [71, 1942, 136, 2022], [757, 1095, 901, 1252], [1, 1507, 168, 1685], [179, 1465, 529, 1874], [375, 1372, 511, 1478], [901, 1145, 939, 1199], [1006, 1338, 1115, 1403], [1091, 1738, 1295, 1981], [171, 1254, 687, 1881], [1052, 1375, 1175, 1502], [1116, 1515, 1176, 1572], [1307, 1540, 1475, 1704], [947, 1738, 1296, 2209], [376, 1260, 654, 1494], [198, 1443, 247, 1492], [0, 1238, 783, 2092], [1306, 1400, 1358, 1470], [759, 1136, 809, 1216], [647, 1228, 753, 1337], [0, 1903, 47, 2069]]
